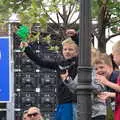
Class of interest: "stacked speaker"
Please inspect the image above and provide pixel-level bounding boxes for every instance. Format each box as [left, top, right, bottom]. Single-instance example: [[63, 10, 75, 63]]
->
[[13, 33, 59, 120]]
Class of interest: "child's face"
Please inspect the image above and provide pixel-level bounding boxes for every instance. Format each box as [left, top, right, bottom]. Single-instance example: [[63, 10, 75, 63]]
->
[[113, 53, 120, 66], [62, 43, 78, 60], [95, 63, 113, 78]]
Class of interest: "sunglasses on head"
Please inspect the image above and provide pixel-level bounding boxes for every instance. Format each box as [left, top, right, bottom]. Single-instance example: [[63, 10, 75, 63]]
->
[[27, 112, 38, 117]]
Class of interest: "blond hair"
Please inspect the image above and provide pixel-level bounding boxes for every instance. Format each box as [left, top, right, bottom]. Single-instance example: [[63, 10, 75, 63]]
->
[[91, 47, 101, 58], [62, 37, 75, 45], [92, 52, 112, 67], [62, 37, 79, 53], [28, 107, 41, 114], [112, 40, 120, 54]]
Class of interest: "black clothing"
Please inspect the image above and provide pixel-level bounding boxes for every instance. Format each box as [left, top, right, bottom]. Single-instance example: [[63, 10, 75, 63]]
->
[[108, 70, 120, 92], [109, 71, 120, 83], [25, 46, 77, 104], [71, 32, 79, 45]]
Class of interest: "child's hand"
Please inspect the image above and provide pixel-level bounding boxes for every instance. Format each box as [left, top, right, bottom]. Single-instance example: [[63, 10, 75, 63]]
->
[[60, 70, 69, 81], [96, 74, 108, 85], [20, 41, 28, 49], [97, 92, 111, 100]]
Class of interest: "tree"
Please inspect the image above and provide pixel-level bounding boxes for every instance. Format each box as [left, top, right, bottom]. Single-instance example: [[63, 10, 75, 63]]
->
[[0, 0, 120, 52], [92, 0, 120, 52], [0, 0, 79, 49]]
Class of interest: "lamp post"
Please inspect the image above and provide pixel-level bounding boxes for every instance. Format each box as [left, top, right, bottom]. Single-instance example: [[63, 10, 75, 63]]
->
[[77, 0, 92, 120], [6, 13, 20, 120]]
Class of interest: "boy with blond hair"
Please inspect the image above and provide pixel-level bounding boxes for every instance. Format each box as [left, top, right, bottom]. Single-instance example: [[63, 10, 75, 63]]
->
[[94, 53, 120, 120], [112, 40, 120, 68], [60, 51, 110, 120], [20, 38, 79, 120]]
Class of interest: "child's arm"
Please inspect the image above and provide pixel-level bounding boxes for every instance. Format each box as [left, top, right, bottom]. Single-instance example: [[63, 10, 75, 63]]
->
[[96, 74, 120, 92], [98, 92, 116, 101], [91, 69, 106, 93], [60, 70, 78, 93]]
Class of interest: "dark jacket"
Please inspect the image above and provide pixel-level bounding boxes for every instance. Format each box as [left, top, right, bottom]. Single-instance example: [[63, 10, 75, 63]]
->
[[24, 46, 77, 104]]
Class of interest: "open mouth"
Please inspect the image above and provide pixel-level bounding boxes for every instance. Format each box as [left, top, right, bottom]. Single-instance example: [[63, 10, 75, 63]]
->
[[98, 72, 105, 76]]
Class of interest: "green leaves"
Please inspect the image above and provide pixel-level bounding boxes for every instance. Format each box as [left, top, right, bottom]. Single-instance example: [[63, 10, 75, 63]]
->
[[0, 0, 120, 52]]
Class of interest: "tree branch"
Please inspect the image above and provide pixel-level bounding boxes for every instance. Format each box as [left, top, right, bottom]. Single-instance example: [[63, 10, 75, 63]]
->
[[106, 32, 120, 41]]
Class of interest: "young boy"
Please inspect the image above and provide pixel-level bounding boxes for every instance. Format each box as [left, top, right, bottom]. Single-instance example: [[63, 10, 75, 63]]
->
[[20, 38, 79, 120], [93, 53, 120, 120], [60, 52, 112, 120]]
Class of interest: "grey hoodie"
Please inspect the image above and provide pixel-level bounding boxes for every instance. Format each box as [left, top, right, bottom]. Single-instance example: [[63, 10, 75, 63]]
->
[[63, 69, 107, 118]]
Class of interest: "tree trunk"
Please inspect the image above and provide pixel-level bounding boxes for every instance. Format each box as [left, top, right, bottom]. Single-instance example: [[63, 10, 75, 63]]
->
[[98, 34, 106, 52], [97, 1, 108, 52]]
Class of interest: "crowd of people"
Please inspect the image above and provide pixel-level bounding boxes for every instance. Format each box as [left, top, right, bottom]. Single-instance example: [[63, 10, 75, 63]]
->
[[19, 28, 120, 120]]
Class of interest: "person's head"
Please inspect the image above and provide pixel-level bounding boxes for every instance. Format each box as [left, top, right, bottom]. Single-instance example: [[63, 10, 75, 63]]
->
[[65, 29, 77, 37], [92, 53, 113, 79], [27, 107, 43, 120], [112, 40, 120, 66], [62, 37, 79, 60], [22, 110, 30, 120]]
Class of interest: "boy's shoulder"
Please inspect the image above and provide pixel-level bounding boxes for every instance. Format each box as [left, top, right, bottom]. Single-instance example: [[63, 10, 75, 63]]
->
[[110, 70, 120, 83]]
